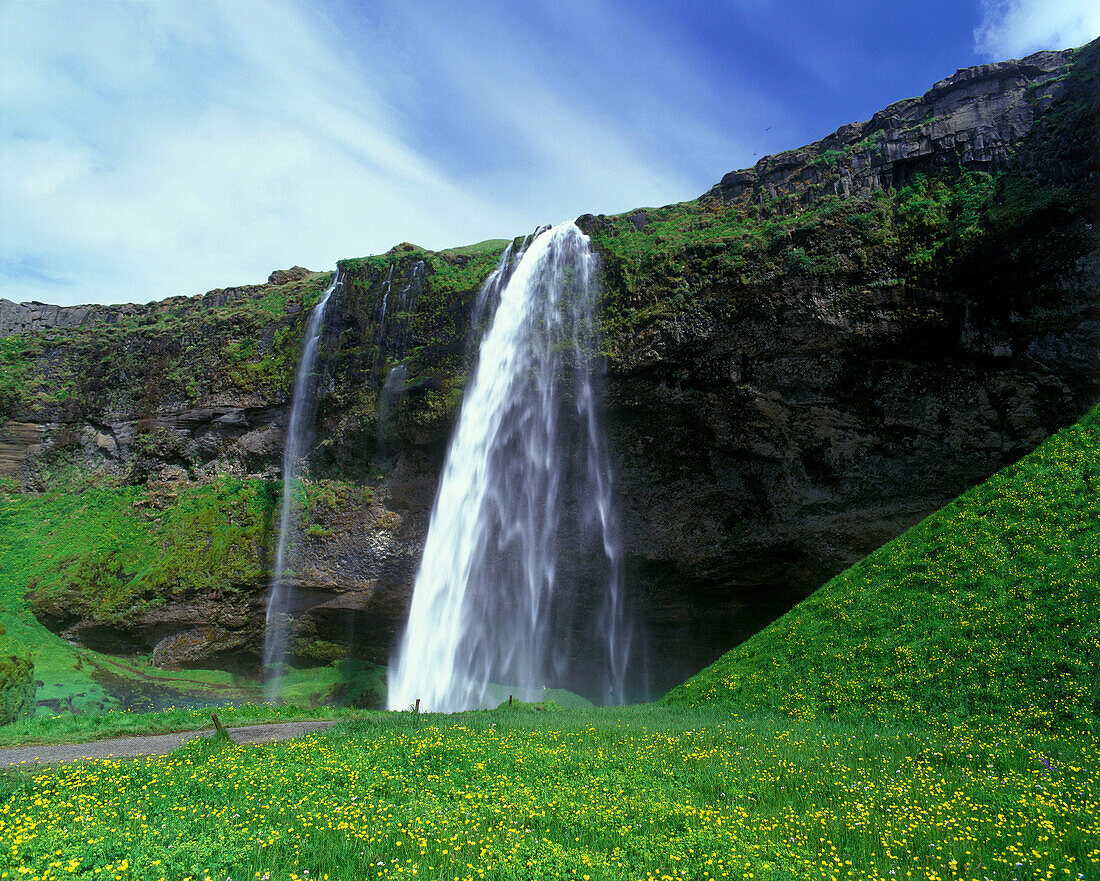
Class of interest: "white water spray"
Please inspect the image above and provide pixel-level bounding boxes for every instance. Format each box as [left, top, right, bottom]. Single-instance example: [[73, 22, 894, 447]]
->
[[388, 223, 629, 712], [263, 272, 341, 698]]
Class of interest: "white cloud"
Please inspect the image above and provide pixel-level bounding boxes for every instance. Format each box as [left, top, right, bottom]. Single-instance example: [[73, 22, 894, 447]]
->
[[975, 0, 1100, 58], [0, 0, 770, 306], [0, 1, 527, 306]]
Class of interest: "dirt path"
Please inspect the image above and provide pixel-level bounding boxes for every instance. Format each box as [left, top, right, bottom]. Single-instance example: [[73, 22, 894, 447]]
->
[[0, 719, 342, 767]]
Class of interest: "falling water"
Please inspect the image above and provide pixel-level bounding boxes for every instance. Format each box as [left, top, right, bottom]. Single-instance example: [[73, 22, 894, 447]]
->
[[374, 260, 425, 373], [374, 259, 428, 462], [390, 259, 425, 354], [377, 265, 394, 331], [469, 235, 530, 338], [388, 222, 629, 712], [263, 272, 341, 698]]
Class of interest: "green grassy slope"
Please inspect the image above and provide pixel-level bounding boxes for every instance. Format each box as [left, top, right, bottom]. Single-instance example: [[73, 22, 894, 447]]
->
[[1, 477, 271, 628], [665, 405, 1100, 730], [0, 477, 361, 714]]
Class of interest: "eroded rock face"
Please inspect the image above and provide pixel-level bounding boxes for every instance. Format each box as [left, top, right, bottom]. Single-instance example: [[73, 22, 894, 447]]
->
[[8, 43, 1100, 689], [6, 256, 461, 673], [706, 47, 1077, 205], [606, 250, 1100, 692]]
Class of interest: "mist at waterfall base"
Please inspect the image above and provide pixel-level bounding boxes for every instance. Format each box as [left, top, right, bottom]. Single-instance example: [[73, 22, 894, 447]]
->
[[388, 222, 637, 712], [263, 272, 341, 701]]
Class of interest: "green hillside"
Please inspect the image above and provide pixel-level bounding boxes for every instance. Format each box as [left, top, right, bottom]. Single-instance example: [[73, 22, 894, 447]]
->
[[0, 476, 361, 714], [665, 404, 1100, 730]]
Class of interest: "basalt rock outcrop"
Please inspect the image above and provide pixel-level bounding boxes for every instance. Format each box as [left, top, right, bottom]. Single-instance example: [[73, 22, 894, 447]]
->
[[4, 40, 1099, 694], [706, 47, 1079, 204]]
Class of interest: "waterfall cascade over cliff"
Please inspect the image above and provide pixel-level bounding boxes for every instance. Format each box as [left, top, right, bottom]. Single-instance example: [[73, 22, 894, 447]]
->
[[263, 272, 341, 698], [388, 223, 630, 712]]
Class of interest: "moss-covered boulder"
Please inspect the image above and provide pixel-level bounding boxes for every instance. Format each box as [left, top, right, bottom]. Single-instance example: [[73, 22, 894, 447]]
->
[[0, 655, 35, 724]]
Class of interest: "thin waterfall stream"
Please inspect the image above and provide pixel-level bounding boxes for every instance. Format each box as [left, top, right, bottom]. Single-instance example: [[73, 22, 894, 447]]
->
[[263, 271, 341, 699], [374, 259, 427, 457], [388, 222, 630, 712]]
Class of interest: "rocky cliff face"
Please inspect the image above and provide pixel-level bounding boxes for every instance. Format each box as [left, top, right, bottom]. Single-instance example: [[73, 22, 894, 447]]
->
[[707, 47, 1079, 204], [3, 41, 1098, 696]]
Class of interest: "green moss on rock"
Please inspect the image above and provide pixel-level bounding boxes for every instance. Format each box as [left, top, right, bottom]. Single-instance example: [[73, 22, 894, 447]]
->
[[0, 655, 35, 725], [19, 477, 276, 626]]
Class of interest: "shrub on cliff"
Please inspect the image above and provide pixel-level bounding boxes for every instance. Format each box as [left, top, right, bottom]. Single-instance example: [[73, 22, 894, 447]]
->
[[0, 655, 35, 725]]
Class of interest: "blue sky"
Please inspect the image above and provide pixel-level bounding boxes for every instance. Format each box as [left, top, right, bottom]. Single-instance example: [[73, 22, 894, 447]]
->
[[2, 0, 1098, 306]]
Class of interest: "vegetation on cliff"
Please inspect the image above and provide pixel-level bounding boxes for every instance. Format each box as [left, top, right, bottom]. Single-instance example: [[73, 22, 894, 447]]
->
[[329, 237, 512, 444], [588, 40, 1097, 352], [0, 652, 34, 726], [0, 270, 334, 423], [10, 477, 273, 624], [0, 473, 385, 713], [666, 403, 1100, 730]]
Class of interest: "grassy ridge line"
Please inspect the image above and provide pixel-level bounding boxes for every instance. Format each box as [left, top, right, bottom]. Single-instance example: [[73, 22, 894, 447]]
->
[[665, 405, 1100, 729], [0, 270, 334, 420], [589, 41, 1096, 348]]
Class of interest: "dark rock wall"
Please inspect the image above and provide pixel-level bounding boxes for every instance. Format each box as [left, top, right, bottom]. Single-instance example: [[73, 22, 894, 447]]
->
[[606, 249, 1099, 692], [706, 47, 1078, 204]]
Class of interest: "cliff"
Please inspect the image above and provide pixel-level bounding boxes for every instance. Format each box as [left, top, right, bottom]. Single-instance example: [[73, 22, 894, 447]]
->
[[706, 47, 1080, 204], [2, 40, 1097, 698]]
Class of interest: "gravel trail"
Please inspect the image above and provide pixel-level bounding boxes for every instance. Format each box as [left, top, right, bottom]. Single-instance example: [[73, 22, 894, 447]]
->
[[0, 719, 342, 767]]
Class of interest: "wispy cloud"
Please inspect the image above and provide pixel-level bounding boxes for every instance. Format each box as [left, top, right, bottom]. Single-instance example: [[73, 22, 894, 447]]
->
[[0, 1, 529, 306], [975, 0, 1100, 58], [361, 0, 760, 210], [2, 0, 753, 307]]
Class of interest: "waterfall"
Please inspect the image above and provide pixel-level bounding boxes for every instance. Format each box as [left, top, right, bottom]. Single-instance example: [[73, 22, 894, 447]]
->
[[374, 259, 425, 374], [390, 259, 425, 354], [263, 271, 341, 698], [469, 235, 529, 337], [388, 222, 629, 712], [374, 259, 427, 462]]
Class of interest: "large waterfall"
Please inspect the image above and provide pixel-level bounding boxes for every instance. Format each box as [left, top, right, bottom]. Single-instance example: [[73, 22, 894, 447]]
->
[[388, 222, 629, 712], [263, 272, 341, 698]]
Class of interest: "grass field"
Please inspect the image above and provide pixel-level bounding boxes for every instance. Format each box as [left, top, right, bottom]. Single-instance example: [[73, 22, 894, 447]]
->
[[4, 406, 1100, 880], [4, 409, 1100, 880], [1, 705, 1097, 881]]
